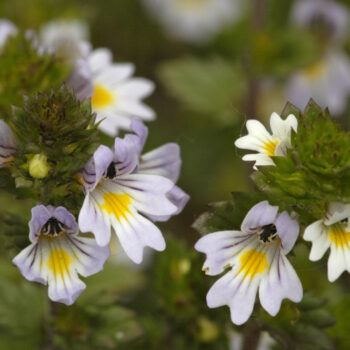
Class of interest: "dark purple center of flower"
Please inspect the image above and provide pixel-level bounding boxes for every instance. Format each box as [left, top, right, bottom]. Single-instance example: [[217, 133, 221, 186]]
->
[[341, 218, 348, 223], [259, 224, 277, 243], [40, 217, 65, 236], [105, 162, 117, 179]]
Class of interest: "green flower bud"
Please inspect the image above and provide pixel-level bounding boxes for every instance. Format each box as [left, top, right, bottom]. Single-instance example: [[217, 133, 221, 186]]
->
[[28, 154, 50, 179]]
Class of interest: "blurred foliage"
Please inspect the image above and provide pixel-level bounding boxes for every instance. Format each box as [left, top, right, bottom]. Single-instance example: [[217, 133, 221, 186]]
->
[[252, 101, 350, 224], [159, 57, 247, 124], [10, 86, 99, 213], [0, 33, 70, 120], [0, 0, 349, 349], [257, 292, 336, 350], [119, 238, 231, 350]]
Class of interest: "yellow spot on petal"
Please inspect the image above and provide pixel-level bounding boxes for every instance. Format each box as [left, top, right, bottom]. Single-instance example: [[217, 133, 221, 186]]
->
[[304, 61, 326, 81], [238, 249, 268, 281], [47, 248, 73, 280], [91, 84, 114, 108], [329, 225, 350, 249], [263, 139, 278, 156], [98, 192, 132, 222]]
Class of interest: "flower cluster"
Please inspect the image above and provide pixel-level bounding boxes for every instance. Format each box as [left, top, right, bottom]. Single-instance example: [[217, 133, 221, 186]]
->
[[196, 110, 350, 325], [39, 19, 156, 136], [0, 20, 189, 305]]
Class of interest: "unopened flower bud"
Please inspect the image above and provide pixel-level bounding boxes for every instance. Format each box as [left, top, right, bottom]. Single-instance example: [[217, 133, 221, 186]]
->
[[29, 154, 50, 179]]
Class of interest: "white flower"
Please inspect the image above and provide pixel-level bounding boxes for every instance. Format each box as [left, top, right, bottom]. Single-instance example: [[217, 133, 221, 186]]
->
[[0, 19, 17, 49], [286, 51, 350, 116], [234, 112, 297, 169], [195, 201, 302, 325], [304, 202, 350, 282], [39, 19, 91, 64], [143, 0, 242, 43], [78, 128, 180, 264], [13, 205, 110, 305], [74, 48, 155, 136]]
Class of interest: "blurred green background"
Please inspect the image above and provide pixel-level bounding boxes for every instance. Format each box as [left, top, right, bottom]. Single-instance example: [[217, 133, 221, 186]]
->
[[0, 0, 350, 349]]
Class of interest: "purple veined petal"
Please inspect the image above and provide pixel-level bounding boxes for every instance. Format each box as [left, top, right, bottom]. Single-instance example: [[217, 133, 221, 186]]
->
[[304, 220, 330, 261], [139, 143, 181, 182], [206, 268, 261, 325], [114, 136, 139, 175], [165, 185, 189, 215], [324, 202, 350, 226], [53, 206, 79, 234], [13, 230, 110, 305], [195, 230, 255, 276], [259, 249, 303, 316], [241, 201, 279, 234], [114, 173, 175, 195], [275, 211, 299, 254], [87, 145, 114, 190], [29, 205, 52, 242], [63, 234, 110, 277], [130, 118, 148, 156], [110, 210, 166, 264], [100, 177, 177, 219], [78, 193, 111, 246], [12, 242, 47, 284]]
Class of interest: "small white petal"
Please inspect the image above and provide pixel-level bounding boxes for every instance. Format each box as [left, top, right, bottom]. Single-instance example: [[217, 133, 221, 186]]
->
[[328, 245, 348, 282], [304, 220, 330, 261], [259, 250, 302, 316]]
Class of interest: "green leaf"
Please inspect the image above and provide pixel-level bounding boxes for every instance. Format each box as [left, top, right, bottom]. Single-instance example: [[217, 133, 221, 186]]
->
[[158, 57, 247, 124]]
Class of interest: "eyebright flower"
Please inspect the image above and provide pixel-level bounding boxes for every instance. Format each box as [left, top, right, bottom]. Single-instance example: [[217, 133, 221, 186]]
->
[[0, 19, 17, 49], [234, 112, 297, 169], [78, 125, 180, 263], [286, 51, 350, 116], [13, 205, 109, 305], [0, 119, 16, 167], [143, 0, 241, 43], [128, 119, 190, 220], [304, 202, 350, 282], [39, 19, 91, 64], [82, 48, 155, 136], [291, 0, 349, 43], [195, 201, 302, 325]]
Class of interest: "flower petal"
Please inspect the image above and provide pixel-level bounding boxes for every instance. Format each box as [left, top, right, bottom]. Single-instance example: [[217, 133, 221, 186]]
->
[[241, 201, 279, 234], [130, 118, 148, 156], [259, 249, 302, 316], [304, 220, 330, 261], [88, 48, 113, 75], [269, 112, 297, 140], [275, 211, 299, 254], [118, 78, 155, 99], [78, 194, 111, 246], [206, 268, 260, 325], [140, 143, 181, 182], [324, 202, 350, 226], [111, 211, 166, 264], [195, 230, 254, 276], [29, 205, 52, 242]]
